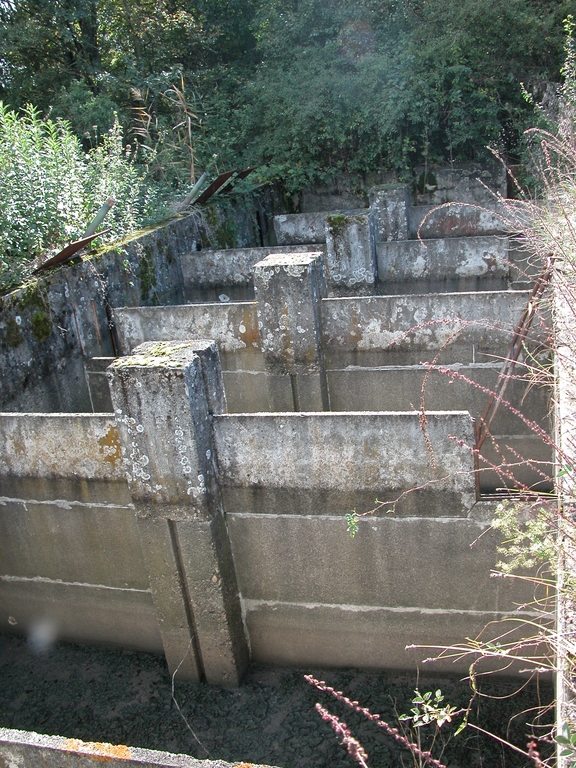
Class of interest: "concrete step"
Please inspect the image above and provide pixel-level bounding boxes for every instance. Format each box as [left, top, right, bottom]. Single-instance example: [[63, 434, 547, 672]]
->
[[376, 235, 509, 286], [477, 434, 554, 494], [326, 363, 551, 434], [408, 203, 506, 240]]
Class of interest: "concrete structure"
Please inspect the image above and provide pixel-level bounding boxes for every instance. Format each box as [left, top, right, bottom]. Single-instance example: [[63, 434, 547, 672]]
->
[[0, 164, 553, 682], [0, 728, 267, 768]]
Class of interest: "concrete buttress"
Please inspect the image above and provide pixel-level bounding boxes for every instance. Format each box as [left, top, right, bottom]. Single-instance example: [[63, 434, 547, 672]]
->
[[107, 340, 248, 686], [253, 252, 329, 411]]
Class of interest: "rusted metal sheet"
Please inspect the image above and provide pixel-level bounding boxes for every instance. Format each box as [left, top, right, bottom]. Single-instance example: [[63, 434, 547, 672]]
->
[[193, 170, 236, 205], [215, 166, 257, 196], [33, 231, 109, 274]]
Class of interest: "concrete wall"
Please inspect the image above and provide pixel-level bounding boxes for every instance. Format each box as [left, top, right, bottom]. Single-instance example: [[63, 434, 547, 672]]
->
[[0, 203, 264, 414], [412, 164, 507, 206], [0, 728, 252, 768], [0, 414, 161, 654], [377, 236, 509, 284], [409, 203, 507, 240], [0, 340, 539, 675], [321, 290, 532, 367], [180, 243, 323, 302], [0, 171, 552, 682]]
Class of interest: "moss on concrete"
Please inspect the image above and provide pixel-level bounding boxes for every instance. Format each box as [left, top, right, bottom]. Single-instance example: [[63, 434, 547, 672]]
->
[[30, 310, 52, 342], [5, 317, 24, 348], [139, 248, 157, 302]]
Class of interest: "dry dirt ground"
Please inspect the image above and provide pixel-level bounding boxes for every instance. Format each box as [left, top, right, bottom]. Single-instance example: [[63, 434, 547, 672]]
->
[[0, 634, 553, 768]]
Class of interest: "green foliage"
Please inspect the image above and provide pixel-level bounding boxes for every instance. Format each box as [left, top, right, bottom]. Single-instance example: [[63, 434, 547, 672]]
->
[[491, 501, 557, 573], [346, 512, 359, 538], [0, 103, 167, 292], [1, 0, 574, 197], [399, 689, 460, 729], [556, 721, 576, 758]]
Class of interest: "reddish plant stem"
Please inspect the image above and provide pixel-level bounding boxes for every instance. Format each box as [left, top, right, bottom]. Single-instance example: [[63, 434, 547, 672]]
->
[[305, 675, 447, 768]]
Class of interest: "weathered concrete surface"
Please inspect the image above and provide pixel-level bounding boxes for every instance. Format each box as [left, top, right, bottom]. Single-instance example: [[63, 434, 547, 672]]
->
[[135, 517, 202, 682], [377, 236, 509, 283], [113, 303, 260, 358], [0, 498, 146, 588], [85, 357, 115, 412], [410, 203, 507, 240], [0, 205, 262, 413], [477, 434, 554, 493], [301, 183, 368, 212], [0, 579, 161, 653], [326, 362, 551, 435], [214, 411, 476, 517], [228, 510, 531, 611], [0, 462, 162, 653], [254, 253, 325, 374], [368, 184, 409, 242], [0, 414, 123, 480], [108, 341, 248, 685], [254, 252, 328, 410], [413, 163, 506, 206], [108, 342, 222, 513], [321, 290, 532, 367], [273, 212, 330, 245], [243, 601, 533, 672], [221, 370, 292, 413], [0, 215, 200, 412], [0, 728, 268, 768], [325, 211, 377, 293], [180, 243, 324, 296], [233, 504, 536, 671]]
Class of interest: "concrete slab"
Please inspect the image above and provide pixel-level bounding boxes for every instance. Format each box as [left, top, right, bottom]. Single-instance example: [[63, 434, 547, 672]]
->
[[0, 578, 162, 653], [0, 728, 267, 768], [227, 513, 533, 612], [0, 414, 124, 480], [214, 411, 476, 517]]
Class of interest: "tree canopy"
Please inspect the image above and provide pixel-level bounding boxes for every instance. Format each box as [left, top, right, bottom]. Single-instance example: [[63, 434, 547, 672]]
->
[[0, 0, 575, 193]]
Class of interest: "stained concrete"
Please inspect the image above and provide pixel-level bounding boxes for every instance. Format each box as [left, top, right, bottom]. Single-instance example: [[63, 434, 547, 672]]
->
[[0, 165, 554, 684], [321, 290, 534, 367], [377, 235, 509, 283], [213, 411, 476, 517], [0, 728, 262, 768], [114, 303, 260, 358], [0, 414, 123, 480]]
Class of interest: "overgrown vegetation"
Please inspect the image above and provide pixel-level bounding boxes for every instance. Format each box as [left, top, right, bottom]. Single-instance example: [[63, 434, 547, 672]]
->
[[0, 103, 167, 291], [1, 0, 575, 194]]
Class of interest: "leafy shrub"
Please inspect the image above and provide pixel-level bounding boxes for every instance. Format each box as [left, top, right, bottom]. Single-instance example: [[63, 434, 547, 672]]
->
[[0, 103, 167, 292]]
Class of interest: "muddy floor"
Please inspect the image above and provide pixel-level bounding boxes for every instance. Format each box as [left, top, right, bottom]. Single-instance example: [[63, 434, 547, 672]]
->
[[0, 635, 553, 767]]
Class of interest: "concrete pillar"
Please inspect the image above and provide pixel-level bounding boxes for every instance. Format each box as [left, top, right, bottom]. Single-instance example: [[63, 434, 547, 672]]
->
[[324, 210, 378, 295], [107, 340, 248, 686], [369, 184, 410, 242], [253, 252, 329, 411]]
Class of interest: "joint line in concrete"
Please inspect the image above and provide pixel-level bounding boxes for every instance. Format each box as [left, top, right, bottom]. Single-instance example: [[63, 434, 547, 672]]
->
[[168, 520, 206, 683]]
